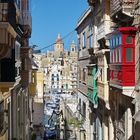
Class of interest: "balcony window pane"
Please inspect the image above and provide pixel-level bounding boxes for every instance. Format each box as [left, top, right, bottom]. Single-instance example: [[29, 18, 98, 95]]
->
[[89, 34, 93, 48], [116, 49, 118, 63], [126, 48, 133, 62], [116, 37, 119, 46], [112, 50, 115, 63], [113, 38, 115, 48], [83, 68, 86, 81], [126, 36, 133, 44], [119, 48, 122, 63], [83, 32, 86, 49], [83, 102, 86, 118], [110, 51, 112, 63], [119, 35, 122, 45]]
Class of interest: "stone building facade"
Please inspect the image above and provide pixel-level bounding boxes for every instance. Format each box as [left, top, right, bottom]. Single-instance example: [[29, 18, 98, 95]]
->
[[0, 0, 32, 140], [79, 0, 140, 140]]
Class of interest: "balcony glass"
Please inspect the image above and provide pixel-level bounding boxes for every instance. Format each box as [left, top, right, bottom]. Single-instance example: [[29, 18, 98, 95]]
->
[[82, 32, 86, 49], [126, 36, 133, 44], [126, 48, 133, 62], [119, 35, 122, 45]]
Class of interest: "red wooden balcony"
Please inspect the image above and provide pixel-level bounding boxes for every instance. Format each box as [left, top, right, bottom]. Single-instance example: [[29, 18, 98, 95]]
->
[[108, 27, 137, 89]]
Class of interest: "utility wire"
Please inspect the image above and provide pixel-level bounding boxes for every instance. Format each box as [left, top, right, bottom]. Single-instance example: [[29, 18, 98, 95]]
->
[[39, 29, 75, 51]]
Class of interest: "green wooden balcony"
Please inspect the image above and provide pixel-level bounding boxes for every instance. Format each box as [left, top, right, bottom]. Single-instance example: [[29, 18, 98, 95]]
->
[[87, 67, 98, 107]]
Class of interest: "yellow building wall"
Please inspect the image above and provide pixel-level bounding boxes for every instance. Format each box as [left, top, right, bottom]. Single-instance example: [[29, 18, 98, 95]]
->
[[36, 71, 44, 98]]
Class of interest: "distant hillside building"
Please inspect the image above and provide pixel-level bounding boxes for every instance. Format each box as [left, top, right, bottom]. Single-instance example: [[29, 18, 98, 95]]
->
[[42, 34, 78, 94]]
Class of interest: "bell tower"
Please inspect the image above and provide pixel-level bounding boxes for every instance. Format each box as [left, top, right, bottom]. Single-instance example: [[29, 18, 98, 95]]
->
[[54, 34, 64, 52], [70, 40, 76, 52]]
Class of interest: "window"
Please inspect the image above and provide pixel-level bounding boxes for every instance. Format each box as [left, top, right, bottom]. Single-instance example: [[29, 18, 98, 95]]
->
[[79, 98, 81, 113], [57, 74, 59, 81], [79, 68, 81, 81], [113, 38, 115, 47], [119, 35, 122, 45], [88, 34, 93, 48], [72, 48, 74, 51], [119, 48, 122, 63], [110, 51, 112, 63], [83, 32, 86, 48], [116, 37, 119, 46], [52, 74, 54, 81], [111, 39, 113, 48], [66, 84, 68, 90], [83, 102, 86, 118], [126, 48, 133, 62], [112, 51, 114, 63], [88, 67, 92, 75], [78, 38, 81, 51], [83, 68, 86, 82], [126, 36, 133, 44], [15, 41, 20, 60], [116, 49, 118, 63]]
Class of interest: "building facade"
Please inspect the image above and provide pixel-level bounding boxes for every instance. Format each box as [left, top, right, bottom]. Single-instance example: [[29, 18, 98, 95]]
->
[[86, 0, 139, 139], [76, 8, 95, 140], [0, 0, 32, 140]]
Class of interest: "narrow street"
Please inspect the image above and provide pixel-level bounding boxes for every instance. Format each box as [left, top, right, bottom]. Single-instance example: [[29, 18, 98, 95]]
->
[[0, 0, 140, 140]]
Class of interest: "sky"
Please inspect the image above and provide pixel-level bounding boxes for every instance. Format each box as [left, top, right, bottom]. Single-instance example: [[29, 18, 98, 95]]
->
[[30, 0, 88, 52]]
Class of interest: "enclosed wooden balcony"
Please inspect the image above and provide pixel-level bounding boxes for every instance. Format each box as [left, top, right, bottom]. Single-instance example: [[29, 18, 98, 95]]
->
[[97, 20, 111, 41], [0, 47, 21, 88], [21, 70, 31, 86], [19, 10, 32, 31], [0, 22, 16, 58], [110, 0, 134, 17], [0, 2, 17, 58], [0, 2, 19, 27]]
